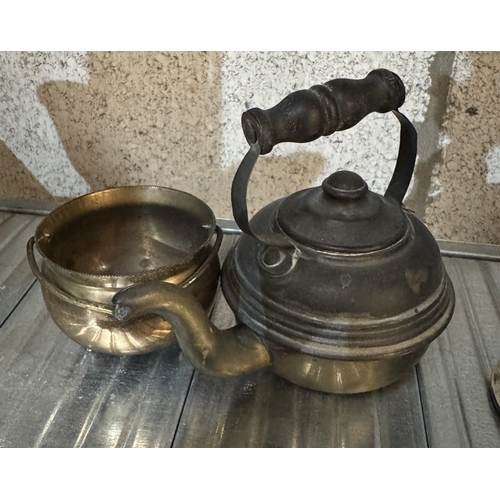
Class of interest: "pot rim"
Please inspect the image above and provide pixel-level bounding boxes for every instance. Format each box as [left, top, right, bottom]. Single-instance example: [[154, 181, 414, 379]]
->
[[33, 185, 217, 282]]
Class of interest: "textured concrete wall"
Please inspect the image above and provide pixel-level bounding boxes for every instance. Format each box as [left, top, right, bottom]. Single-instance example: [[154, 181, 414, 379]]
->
[[1, 51, 499, 243], [425, 52, 500, 243]]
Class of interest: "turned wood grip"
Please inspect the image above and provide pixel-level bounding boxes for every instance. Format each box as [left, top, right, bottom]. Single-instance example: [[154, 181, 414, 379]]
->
[[241, 68, 406, 155]]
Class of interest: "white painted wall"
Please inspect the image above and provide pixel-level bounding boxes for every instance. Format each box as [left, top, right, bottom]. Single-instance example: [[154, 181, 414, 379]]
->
[[221, 52, 436, 195], [0, 51, 482, 199], [0, 52, 90, 197], [486, 145, 500, 183]]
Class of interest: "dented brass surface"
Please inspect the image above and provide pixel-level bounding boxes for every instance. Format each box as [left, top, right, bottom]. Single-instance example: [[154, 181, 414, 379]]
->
[[28, 186, 221, 354], [113, 281, 272, 376]]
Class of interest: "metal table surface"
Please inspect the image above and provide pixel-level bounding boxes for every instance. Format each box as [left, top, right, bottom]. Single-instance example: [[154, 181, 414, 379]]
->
[[1, 206, 500, 448]]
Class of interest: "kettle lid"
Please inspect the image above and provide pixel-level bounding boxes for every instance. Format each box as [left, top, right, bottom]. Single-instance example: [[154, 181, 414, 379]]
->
[[277, 170, 408, 252]]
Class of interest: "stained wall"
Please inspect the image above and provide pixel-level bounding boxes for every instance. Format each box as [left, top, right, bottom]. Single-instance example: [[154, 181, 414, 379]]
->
[[1, 51, 499, 243]]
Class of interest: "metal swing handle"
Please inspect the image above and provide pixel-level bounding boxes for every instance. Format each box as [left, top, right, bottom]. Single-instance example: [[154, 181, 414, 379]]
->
[[233, 69, 417, 238]]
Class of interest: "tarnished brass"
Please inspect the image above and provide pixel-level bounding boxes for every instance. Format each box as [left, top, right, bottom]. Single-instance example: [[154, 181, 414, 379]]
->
[[113, 281, 272, 376], [491, 360, 500, 414], [27, 70, 456, 394], [28, 186, 221, 355], [113, 70, 455, 394]]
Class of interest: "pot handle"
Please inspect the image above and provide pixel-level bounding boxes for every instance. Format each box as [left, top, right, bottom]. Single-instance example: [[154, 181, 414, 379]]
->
[[27, 236, 114, 313], [233, 69, 417, 238]]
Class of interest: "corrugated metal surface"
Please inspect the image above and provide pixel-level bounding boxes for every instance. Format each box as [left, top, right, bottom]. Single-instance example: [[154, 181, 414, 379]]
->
[[172, 290, 427, 448], [0, 283, 196, 448], [418, 258, 500, 447], [0, 214, 41, 325], [1, 210, 500, 447]]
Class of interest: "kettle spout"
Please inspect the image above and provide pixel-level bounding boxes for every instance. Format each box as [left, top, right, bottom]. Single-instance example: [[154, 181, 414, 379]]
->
[[112, 282, 272, 377]]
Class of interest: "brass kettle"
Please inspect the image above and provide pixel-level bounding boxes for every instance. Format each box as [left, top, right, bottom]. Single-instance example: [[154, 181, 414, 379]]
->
[[113, 69, 455, 394]]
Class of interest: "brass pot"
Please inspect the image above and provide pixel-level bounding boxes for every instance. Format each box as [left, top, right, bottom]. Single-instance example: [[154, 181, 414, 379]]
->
[[28, 186, 221, 355]]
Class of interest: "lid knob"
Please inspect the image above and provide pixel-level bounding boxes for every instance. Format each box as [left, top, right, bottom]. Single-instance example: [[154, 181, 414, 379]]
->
[[322, 171, 368, 200]]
